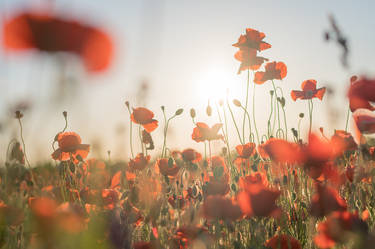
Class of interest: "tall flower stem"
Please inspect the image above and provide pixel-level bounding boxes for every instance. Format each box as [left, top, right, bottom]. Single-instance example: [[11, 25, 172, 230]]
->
[[252, 83, 260, 144], [345, 106, 350, 132], [276, 86, 288, 140], [308, 99, 314, 134], [271, 81, 281, 136], [242, 69, 250, 142], [267, 91, 274, 138], [215, 103, 232, 165], [227, 98, 244, 144]]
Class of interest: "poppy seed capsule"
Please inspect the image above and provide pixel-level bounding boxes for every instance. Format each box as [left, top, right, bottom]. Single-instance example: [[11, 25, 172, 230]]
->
[[63, 111, 67, 118], [233, 99, 241, 107], [15, 110, 23, 119], [190, 108, 196, 118], [299, 113, 304, 118]]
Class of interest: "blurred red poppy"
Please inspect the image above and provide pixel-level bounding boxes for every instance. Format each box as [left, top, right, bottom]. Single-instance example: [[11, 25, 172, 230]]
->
[[330, 130, 357, 153], [202, 195, 242, 221], [234, 48, 268, 74], [314, 211, 368, 249], [239, 172, 268, 191], [265, 235, 302, 249], [237, 182, 281, 218], [129, 153, 151, 171], [291, 80, 326, 101], [254, 61, 287, 84], [181, 148, 202, 163], [259, 138, 303, 164], [352, 109, 375, 143], [131, 107, 158, 133], [233, 28, 271, 51], [3, 11, 113, 72], [310, 184, 347, 217], [51, 132, 90, 163], [156, 158, 180, 177], [191, 122, 223, 142], [348, 77, 375, 112]]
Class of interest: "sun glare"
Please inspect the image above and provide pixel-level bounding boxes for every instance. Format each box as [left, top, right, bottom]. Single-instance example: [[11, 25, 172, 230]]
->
[[194, 67, 240, 106]]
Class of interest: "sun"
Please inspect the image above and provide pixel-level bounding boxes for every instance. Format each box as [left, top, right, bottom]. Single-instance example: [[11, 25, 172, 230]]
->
[[193, 66, 241, 106]]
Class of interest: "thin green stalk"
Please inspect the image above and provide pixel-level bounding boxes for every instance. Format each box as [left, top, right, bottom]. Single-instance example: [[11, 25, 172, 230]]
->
[[267, 92, 274, 138], [239, 105, 253, 143], [308, 99, 314, 134], [227, 98, 244, 144], [125, 105, 134, 158], [252, 83, 260, 144], [277, 86, 288, 140], [271, 80, 281, 134], [138, 125, 144, 154], [215, 103, 232, 164], [242, 69, 250, 142]]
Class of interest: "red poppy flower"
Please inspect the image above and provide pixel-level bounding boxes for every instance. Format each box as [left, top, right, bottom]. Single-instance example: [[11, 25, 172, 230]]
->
[[265, 235, 302, 249], [314, 211, 368, 249], [239, 172, 269, 191], [352, 109, 375, 143], [131, 107, 158, 133], [233, 28, 271, 51], [191, 122, 223, 143], [236, 143, 256, 158], [3, 11, 113, 72], [155, 158, 180, 177], [310, 184, 347, 217], [202, 195, 242, 221], [348, 77, 375, 112], [330, 130, 357, 153], [291, 80, 326, 101], [234, 48, 268, 74], [128, 153, 151, 171], [51, 132, 90, 163], [237, 182, 281, 218], [181, 148, 202, 163], [254, 61, 287, 84], [258, 138, 303, 164]]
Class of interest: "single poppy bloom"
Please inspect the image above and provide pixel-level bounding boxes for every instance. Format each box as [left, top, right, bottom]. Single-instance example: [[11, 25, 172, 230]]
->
[[254, 61, 287, 84], [236, 143, 256, 158], [202, 195, 242, 221], [265, 234, 302, 249], [239, 172, 268, 191], [259, 138, 303, 164], [314, 211, 368, 249], [237, 182, 281, 218], [155, 158, 180, 177], [291, 80, 326, 101], [181, 148, 202, 163], [310, 184, 347, 217], [330, 130, 357, 153], [352, 108, 375, 144], [233, 28, 271, 51], [51, 132, 90, 163], [234, 48, 268, 74], [128, 153, 151, 171], [191, 122, 223, 142], [348, 77, 375, 112], [131, 107, 158, 133], [3, 11, 113, 72]]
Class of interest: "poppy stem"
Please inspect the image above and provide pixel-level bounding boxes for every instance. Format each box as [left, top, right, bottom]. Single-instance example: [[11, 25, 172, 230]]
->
[[125, 105, 134, 158], [215, 102, 232, 166], [239, 105, 253, 142], [308, 99, 314, 134], [242, 69, 250, 143], [252, 83, 260, 144], [345, 106, 350, 132], [226, 98, 243, 144], [271, 81, 281, 137], [267, 91, 274, 138], [208, 140, 212, 168], [138, 125, 144, 154], [277, 86, 288, 140]]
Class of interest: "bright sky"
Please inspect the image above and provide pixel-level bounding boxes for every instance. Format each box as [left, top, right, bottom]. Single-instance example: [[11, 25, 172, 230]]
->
[[0, 0, 375, 162]]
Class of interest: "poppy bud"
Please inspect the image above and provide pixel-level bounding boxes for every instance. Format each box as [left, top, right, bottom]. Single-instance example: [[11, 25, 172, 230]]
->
[[233, 99, 241, 107], [15, 110, 23, 119], [270, 90, 274, 96], [62, 111, 67, 118], [168, 157, 174, 168], [299, 113, 304, 118], [161, 106, 165, 111], [125, 101, 130, 108], [175, 108, 183, 116], [277, 97, 285, 107], [291, 128, 298, 138], [206, 103, 212, 116], [190, 108, 196, 118], [319, 127, 324, 134]]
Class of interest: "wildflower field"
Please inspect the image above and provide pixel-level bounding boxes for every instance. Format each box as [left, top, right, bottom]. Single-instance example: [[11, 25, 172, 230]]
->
[[1, 2, 375, 249]]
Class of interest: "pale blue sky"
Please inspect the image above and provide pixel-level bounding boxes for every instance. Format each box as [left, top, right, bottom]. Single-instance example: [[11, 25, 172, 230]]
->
[[0, 0, 374, 162]]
